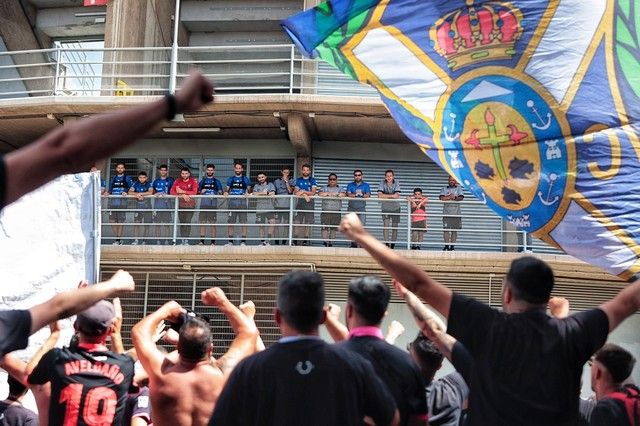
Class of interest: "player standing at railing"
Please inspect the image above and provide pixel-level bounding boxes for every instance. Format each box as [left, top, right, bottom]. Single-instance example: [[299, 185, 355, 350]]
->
[[198, 164, 223, 245]]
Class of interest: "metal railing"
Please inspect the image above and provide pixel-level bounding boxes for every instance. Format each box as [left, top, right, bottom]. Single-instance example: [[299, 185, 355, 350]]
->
[[0, 44, 378, 99], [100, 195, 554, 253]]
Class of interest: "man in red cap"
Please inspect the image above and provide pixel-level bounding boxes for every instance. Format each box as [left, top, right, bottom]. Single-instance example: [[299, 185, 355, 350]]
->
[[28, 299, 135, 426]]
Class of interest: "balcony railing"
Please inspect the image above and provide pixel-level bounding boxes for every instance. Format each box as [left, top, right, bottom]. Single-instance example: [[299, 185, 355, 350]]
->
[[0, 45, 378, 99], [100, 195, 554, 254]]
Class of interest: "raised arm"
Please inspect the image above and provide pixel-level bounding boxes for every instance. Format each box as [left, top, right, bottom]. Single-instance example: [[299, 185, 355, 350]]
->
[[3, 71, 213, 207], [202, 288, 258, 376], [340, 213, 452, 317], [323, 303, 349, 342], [132, 301, 186, 378], [599, 278, 640, 331], [110, 297, 125, 354], [28, 269, 135, 335]]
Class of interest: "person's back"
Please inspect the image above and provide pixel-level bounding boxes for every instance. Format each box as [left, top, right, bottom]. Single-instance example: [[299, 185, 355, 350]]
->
[[0, 376, 38, 426], [341, 335, 426, 425], [340, 276, 427, 425], [589, 344, 639, 426], [211, 338, 394, 426], [151, 356, 224, 426], [448, 293, 608, 425], [210, 270, 398, 426]]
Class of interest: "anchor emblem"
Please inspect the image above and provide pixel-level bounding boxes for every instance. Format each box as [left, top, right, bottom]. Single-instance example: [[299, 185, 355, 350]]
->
[[443, 112, 460, 142], [537, 173, 560, 206], [295, 360, 314, 375], [527, 100, 551, 130]]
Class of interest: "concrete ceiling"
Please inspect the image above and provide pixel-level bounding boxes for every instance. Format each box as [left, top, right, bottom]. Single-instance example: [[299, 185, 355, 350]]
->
[[0, 95, 412, 153], [26, 0, 85, 8]]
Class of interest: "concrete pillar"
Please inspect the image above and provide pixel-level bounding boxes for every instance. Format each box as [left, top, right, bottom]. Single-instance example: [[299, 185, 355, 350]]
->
[[0, 0, 53, 96], [104, 0, 181, 95], [287, 113, 313, 172]]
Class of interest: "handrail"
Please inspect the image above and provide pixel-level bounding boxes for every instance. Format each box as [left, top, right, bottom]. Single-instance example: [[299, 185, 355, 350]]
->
[[0, 44, 379, 99], [99, 194, 546, 254]]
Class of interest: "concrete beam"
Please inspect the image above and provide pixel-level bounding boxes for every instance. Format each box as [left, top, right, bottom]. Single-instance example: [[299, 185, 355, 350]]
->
[[181, 0, 302, 32], [286, 113, 312, 157], [36, 6, 106, 38]]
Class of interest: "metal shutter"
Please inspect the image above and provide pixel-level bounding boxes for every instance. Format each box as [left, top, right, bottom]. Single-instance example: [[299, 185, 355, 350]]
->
[[312, 158, 504, 251]]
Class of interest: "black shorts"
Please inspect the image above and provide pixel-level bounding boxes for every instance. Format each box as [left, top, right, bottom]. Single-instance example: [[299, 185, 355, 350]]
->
[[228, 211, 247, 224], [256, 212, 275, 223], [295, 211, 314, 224], [200, 210, 218, 223], [443, 216, 461, 230], [412, 220, 427, 230], [321, 212, 341, 228], [154, 210, 172, 223], [275, 207, 290, 222], [109, 207, 127, 223], [134, 210, 152, 223], [382, 212, 401, 225]]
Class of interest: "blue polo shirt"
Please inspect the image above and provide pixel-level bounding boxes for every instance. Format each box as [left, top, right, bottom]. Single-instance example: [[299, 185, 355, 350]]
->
[[131, 181, 152, 208], [346, 181, 371, 211], [199, 176, 223, 207]]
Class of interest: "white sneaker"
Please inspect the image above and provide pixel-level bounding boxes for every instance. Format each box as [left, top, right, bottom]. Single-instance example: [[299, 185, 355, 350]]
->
[[182, 239, 188, 245], [112, 240, 120, 245], [225, 242, 234, 246], [262, 240, 270, 246], [131, 239, 139, 245], [141, 240, 146, 245], [240, 241, 246, 246]]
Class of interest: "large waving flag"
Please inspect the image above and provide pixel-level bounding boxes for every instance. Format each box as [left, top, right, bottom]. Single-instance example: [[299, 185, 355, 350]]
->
[[283, 0, 640, 280]]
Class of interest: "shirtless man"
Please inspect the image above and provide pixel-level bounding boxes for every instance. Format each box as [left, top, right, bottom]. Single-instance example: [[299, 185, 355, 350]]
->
[[132, 288, 257, 426]]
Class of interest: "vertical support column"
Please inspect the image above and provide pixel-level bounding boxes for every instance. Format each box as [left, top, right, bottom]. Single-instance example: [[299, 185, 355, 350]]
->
[[143, 272, 150, 316]]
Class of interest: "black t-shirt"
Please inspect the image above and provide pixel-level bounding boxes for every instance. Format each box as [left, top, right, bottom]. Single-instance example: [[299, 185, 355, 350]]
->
[[0, 400, 38, 425], [209, 338, 397, 426], [339, 335, 428, 425], [28, 345, 135, 426], [590, 387, 637, 426], [426, 372, 469, 426], [124, 386, 152, 426], [0, 155, 5, 210], [0, 310, 31, 357], [447, 293, 609, 426]]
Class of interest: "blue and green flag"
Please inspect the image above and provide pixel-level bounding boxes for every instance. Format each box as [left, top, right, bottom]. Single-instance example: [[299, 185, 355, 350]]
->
[[283, 0, 640, 281]]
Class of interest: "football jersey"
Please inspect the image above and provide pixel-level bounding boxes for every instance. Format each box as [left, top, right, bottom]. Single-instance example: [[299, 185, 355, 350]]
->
[[152, 177, 175, 209], [109, 175, 133, 208], [28, 344, 134, 426], [198, 177, 223, 207], [131, 181, 152, 208]]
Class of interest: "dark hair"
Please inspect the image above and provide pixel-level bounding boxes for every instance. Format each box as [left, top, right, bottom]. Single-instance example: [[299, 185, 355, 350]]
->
[[410, 333, 444, 367], [353, 169, 363, 175], [234, 161, 244, 168], [505, 256, 554, 304], [138, 171, 147, 177], [347, 276, 390, 325], [277, 270, 325, 333], [257, 171, 267, 177], [158, 164, 168, 170], [385, 169, 394, 175], [281, 165, 291, 171], [301, 164, 311, 170], [181, 167, 191, 173], [206, 164, 215, 169], [328, 173, 337, 179], [413, 187, 422, 194], [7, 375, 27, 398], [595, 343, 636, 383], [115, 162, 125, 168], [178, 317, 211, 362]]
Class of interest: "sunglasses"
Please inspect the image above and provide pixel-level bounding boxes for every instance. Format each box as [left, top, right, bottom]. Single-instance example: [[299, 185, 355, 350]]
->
[[329, 178, 337, 181]]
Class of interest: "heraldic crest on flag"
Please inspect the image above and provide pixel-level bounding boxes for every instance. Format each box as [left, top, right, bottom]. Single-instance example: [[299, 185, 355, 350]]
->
[[283, 0, 640, 280]]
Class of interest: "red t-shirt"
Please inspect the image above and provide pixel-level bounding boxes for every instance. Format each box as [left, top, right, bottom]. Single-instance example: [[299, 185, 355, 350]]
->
[[170, 178, 198, 208]]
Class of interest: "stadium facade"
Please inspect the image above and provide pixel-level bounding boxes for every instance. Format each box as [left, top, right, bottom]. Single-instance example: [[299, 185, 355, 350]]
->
[[0, 0, 637, 387]]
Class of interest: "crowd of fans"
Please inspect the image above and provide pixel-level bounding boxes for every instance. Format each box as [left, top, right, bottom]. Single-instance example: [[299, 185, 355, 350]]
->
[[1, 214, 639, 425], [101, 162, 465, 250], [0, 71, 638, 425]]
